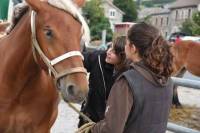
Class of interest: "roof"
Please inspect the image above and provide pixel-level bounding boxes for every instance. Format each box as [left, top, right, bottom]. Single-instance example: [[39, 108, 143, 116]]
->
[[101, 0, 125, 15], [150, 8, 170, 16], [169, 0, 200, 9], [139, 7, 170, 18]]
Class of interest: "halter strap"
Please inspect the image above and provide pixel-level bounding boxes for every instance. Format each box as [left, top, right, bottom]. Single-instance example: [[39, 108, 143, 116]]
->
[[54, 67, 87, 84], [30, 11, 87, 81], [50, 51, 84, 66]]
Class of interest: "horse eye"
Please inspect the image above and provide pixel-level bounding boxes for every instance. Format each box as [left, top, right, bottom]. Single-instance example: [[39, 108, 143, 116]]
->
[[45, 29, 53, 39]]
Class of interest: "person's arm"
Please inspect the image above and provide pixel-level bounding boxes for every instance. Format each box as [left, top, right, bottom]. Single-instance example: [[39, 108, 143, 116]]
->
[[83, 50, 106, 73], [82, 52, 95, 72], [91, 78, 134, 133]]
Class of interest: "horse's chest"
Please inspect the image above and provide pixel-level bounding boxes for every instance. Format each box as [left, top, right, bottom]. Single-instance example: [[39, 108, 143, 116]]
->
[[0, 111, 37, 132], [0, 87, 59, 133]]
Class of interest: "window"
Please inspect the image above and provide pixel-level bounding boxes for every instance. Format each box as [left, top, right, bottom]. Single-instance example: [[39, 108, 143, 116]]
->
[[182, 10, 184, 19], [188, 9, 191, 18], [175, 10, 178, 20], [109, 9, 116, 18], [155, 18, 158, 25], [166, 17, 169, 25], [161, 17, 163, 26], [165, 32, 168, 37]]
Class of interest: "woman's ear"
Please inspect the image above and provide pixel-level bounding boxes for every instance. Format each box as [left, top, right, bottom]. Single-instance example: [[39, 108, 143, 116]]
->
[[130, 44, 137, 54]]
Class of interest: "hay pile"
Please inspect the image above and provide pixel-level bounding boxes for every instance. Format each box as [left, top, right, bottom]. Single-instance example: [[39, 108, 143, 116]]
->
[[169, 105, 200, 130]]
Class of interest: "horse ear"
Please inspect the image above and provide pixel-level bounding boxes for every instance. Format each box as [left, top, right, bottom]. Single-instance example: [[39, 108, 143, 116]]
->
[[25, 0, 44, 11], [73, 0, 85, 7]]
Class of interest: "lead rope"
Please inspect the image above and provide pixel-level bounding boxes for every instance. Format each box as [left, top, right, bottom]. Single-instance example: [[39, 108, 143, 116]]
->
[[61, 91, 95, 132], [66, 102, 93, 123], [65, 101, 95, 133]]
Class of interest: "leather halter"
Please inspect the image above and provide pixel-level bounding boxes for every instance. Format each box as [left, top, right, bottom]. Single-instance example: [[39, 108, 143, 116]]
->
[[30, 11, 87, 83]]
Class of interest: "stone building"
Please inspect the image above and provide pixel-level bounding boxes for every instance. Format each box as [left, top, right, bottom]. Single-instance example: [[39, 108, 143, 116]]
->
[[140, 0, 200, 37]]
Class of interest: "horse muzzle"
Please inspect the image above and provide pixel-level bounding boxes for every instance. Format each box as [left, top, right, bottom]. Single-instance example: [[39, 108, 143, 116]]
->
[[56, 78, 88, 103]]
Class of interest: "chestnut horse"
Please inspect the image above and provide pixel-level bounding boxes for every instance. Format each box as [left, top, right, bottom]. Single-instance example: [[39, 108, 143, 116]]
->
[[171, 40, 200, 107], [0, 0, 90, 132], [172, 40, 200, 76]]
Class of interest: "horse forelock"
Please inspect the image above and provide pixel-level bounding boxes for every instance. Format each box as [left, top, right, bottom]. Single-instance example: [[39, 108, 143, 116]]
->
[[48, 0, 90, 44]]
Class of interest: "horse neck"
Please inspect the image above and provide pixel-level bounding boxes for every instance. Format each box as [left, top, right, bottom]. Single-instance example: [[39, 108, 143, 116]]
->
[[0, 12, 40, 91]]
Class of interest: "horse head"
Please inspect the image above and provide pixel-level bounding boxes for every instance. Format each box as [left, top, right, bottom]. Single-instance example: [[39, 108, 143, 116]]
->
[[25, 0, 89, 103]]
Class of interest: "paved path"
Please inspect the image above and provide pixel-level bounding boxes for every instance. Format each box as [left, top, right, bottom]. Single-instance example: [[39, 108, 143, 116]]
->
[[51, 100, 81, 133]]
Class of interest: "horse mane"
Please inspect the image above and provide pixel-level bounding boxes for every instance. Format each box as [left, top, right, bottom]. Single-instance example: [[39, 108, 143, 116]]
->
[[7, 3, 29, 34]]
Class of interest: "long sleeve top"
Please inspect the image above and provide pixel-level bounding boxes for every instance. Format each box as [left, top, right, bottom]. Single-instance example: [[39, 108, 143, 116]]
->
[[91, 77, 134, 133]]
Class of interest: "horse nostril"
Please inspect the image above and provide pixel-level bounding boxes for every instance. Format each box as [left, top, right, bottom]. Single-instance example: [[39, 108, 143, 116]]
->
[[67, 85, 75, 95]]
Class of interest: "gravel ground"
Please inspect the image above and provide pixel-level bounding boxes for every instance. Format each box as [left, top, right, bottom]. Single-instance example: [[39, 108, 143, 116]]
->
[[51, 87, 200, 133]]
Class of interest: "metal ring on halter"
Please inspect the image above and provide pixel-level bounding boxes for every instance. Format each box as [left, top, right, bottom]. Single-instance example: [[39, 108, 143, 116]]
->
[[30, 11, 87, 82]]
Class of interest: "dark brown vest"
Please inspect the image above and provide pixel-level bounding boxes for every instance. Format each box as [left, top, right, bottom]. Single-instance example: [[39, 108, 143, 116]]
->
[[122, 69, 173, 133]]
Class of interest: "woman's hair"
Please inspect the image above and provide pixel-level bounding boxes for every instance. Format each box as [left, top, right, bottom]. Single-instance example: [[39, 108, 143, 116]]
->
[[127, 22, 173, 78], [112, 36, 128, 71], [113, 36, 126, 61]]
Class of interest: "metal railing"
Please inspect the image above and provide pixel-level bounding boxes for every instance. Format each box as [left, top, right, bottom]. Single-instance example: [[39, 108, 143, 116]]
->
[[167, 122, 200, 133], [171, 77, 200, 90], [167, 77, 200, 133]]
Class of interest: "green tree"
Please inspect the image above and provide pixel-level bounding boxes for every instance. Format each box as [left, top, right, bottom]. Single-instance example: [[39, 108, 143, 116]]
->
[[180, 19, 193, 35], [82, 0, 113, 41], [113, 0, 137, 22], [192, 11, 200, 35], [181, 11, 200, 35]]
